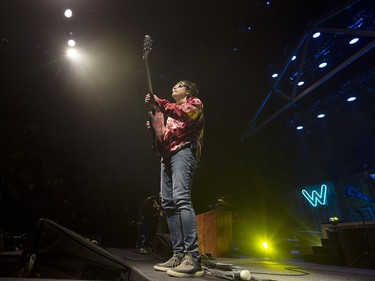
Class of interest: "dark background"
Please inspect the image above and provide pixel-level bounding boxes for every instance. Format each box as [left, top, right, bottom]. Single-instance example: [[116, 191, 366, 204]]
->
[[1, 0, 374, 251]]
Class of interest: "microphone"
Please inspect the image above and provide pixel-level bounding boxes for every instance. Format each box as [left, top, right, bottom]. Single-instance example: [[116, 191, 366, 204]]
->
[[206, 268, 251, 281], [202, 261, 251, 281], [229, 269, 251, 281]]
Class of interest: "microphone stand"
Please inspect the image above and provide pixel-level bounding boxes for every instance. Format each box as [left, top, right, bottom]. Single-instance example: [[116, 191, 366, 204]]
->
[[136, 195, 159, 253]]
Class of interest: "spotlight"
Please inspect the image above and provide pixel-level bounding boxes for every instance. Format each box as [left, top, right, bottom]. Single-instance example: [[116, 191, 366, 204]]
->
[[319, 62, 327, 68], [64, 9, 73, 18], [262, 242, 269, 250], [347, 96, 357, 102], [272, 73, 278, 78], [349, 38, 359, 45], [68, 39, 76, 47], [291, 55, 297, 61], [365, 165, 375, 180], [297, 81, 304, 86], [317, 113, 325, 119], [312, 32, 321, 38], [296, 125, 304, 130], [66, 48, 79, 59]]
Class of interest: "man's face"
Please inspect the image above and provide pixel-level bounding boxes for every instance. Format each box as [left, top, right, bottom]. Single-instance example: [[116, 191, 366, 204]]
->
[[172, 82, 189, 101]]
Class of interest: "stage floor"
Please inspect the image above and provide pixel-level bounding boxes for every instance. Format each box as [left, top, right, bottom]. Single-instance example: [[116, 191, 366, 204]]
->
[[107, 248, 375, 281], [1, 247, 375, 281]]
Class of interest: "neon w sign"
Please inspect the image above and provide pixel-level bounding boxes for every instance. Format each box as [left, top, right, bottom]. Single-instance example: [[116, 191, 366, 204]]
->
[[302, 184, 327, 207]]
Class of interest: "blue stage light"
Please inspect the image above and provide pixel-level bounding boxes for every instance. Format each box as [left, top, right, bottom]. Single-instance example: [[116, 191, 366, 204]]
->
[[349, 38, 359, 45], [312, 32, 321, 38], [319, 62, 327, 68]]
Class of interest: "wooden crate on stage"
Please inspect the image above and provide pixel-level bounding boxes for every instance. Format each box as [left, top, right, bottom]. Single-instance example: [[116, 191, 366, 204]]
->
[[196, 210, 233, 257]]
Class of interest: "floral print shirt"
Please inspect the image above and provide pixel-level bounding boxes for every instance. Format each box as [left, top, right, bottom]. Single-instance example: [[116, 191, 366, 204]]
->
[[155, 96, 204, 160]]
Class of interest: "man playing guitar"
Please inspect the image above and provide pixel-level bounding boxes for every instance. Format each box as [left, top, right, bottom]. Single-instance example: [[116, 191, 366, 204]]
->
[[145, 80, 204, 278]]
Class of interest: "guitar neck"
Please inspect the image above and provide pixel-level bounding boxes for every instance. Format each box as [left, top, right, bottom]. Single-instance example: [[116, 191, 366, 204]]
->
[[144, 56, 153, 94]]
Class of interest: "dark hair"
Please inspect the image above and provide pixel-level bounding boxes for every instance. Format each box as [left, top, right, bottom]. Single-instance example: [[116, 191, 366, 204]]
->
[[179, 80, 199, 97]]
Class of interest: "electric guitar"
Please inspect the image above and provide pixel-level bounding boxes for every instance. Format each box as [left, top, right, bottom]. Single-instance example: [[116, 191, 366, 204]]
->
[[143, 35, 164, 156]]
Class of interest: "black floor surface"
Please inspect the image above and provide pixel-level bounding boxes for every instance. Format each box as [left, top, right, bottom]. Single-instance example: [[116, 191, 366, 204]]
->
[[1, 248, 375, 281]]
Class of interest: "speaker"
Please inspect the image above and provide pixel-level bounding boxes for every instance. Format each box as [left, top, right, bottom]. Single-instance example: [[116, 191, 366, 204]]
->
[[20, 218, 130, 280]]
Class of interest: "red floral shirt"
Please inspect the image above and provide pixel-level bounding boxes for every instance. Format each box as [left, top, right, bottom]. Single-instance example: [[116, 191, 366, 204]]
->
[[155, 96, 204, 160]]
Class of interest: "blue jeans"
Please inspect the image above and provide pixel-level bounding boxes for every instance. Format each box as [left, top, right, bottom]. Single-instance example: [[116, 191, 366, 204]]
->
[[160, 146, 199, 259]]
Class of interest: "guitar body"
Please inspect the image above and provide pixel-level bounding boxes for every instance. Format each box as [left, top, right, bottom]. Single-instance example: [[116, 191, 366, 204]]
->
[[143, 35, 165, 156], [148, 110, 164, 156]]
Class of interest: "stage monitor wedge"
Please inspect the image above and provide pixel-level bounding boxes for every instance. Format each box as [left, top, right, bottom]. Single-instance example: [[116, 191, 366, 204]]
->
[[21, 218, 130, 280]]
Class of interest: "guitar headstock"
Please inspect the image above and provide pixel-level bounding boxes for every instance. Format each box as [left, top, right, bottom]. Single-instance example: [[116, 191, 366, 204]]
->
[[143, 35, 152, 59]]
